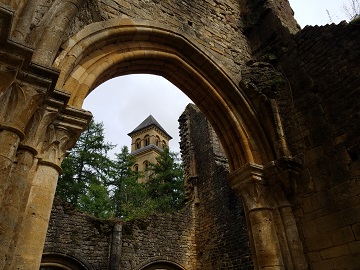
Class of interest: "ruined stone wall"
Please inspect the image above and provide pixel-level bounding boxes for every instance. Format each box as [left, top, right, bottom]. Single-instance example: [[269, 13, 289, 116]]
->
[[243, 13, 360, 268], [4, 0, 360, 268], [120, 209, 195, 269], [179, 104, 253, 270], [44, 198, 113, 269], [282, 22, 360, 270], [44, 104, 253, 270], [45, 201, 195, 270]]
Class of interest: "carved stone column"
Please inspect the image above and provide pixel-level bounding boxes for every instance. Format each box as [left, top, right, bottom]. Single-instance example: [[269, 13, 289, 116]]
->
[[229, 163, 285, 270], [31, 0, 87, 66], [0, 70, 48, 267], [0, 6, 91, 269], [8, 106, 91, 270], [0, 102, 64, 269], [264, 157, 308, 270], [229, 160, 308, 270], [0, 68, 46, 200]]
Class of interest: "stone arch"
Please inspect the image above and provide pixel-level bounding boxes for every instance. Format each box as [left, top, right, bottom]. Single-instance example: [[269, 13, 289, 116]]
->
[[137, 259, 185, 270], [0, 5, 309, 269], [54, 18, 275, 171], [40, 252, 93, 270]]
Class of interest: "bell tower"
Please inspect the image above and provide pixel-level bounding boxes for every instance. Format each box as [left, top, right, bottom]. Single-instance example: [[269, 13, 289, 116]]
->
[[128, 115, 172, 182]]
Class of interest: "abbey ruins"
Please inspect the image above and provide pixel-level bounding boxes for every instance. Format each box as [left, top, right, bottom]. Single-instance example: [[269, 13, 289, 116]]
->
[[0, 0, 359, 269]]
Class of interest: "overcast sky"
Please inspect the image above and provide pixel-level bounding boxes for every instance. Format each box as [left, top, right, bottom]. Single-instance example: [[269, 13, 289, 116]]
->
[[82, 0, 347, 157]]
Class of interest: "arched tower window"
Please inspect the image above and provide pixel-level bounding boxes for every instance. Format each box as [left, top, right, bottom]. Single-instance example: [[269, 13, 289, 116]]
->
[[135, 139, 141, 149], [144, 135, 150, 146], [134, 164, 139, 171], [162, 140, 167, 149], [155, 136, 160, 146], [143, 160, 149, 170]]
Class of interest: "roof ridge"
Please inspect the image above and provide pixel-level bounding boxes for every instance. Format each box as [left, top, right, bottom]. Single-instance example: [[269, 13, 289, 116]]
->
[[127, 115, 172, 139]]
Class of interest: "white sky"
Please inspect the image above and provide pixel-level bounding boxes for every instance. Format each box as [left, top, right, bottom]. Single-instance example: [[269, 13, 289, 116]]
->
[[83, 0, 347, 157]]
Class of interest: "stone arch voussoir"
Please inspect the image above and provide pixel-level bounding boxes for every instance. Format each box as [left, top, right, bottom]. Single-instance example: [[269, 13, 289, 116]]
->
[[137, 258, 186, 270], [41, 252, 94, 270], [54, 18, 275, 171]]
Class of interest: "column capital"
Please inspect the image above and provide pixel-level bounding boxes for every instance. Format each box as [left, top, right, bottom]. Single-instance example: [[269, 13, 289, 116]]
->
[[228, 163, 276, 210], [20, 89, 72, 154], [228, 163, 265, 188], [38, 106, 92, 173]]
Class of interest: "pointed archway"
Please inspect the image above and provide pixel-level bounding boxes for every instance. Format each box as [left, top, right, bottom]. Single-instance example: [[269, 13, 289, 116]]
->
[[54, 18, 275, 172], [0, 5, 307, 267]]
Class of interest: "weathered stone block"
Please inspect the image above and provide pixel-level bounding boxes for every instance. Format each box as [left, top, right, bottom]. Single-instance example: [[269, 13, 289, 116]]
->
[[320, 244, 350, 260], [301, 219, 319, 238], [341, 205, 360, 226], [330, 226, 355, 246], [311, 258, 334, 270], [348, 241, 360, 254], [316, 212, 346, 233], [352, 223, 360, 240], [306, 234, 333, 251]]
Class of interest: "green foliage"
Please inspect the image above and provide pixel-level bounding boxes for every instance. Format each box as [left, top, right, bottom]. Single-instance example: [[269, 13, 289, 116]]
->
[[57, 120, 115, 209], [113, 147, 185, 221], [57, 120, 184, 220], [78, 183, 113, 219], [146, 147, 185, 213], [107, 146, 144, 218]]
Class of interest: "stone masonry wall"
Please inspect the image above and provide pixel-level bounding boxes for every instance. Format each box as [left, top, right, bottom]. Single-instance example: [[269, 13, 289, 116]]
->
[[120, 208, 196, 269], [179, 104, 253, 270], [44, 198, 113, 269], [44, 103, 253, 270], [45, 197, 195, 270], [282, 22, 360, 270], [243, 16, 360, 269], [25, 0, 253, 85]]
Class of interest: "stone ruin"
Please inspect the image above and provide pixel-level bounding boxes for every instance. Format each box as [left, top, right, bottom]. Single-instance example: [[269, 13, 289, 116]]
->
[[43, 104, 253, 269], [0, 0, 359, 269]]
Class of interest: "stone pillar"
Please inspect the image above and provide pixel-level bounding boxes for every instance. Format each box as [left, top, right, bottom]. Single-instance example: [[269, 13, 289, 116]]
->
[[0, 106, 62, 269], [229, 160, 308, 270], [31, 0, 86, 66], [11, 0, 36, 42], [8, 163, 60, 269], [8, 107, 91, 270], [109, 223, 122, 270], [229, 163, 285, 270], [0, 130, 20, 203], [0, 69, 47, 267], [264, 158, 308, 270], [0, 148, 36, 267], [0, 7, 88, 269]]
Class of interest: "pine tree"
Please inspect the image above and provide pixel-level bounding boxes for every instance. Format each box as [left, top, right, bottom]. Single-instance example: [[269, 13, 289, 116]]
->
[[56, 120, 115, 218], [107, 146, 143, 218], [146, 147, 185, 213], [57, 120, 185, 220]]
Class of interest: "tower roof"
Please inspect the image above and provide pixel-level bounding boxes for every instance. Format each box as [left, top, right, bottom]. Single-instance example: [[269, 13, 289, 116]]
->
[[128, 115, 172, 139]]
